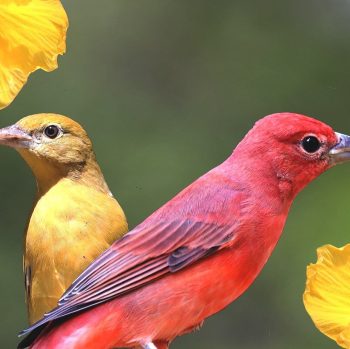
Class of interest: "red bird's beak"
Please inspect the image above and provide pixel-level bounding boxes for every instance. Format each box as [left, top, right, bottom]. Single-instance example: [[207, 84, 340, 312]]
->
[[0, 124, 32, 149], [329, 132, 350, 165]]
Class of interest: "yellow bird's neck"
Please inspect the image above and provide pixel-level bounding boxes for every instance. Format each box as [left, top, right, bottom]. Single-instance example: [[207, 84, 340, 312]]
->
[[17, 149, 111, 197]]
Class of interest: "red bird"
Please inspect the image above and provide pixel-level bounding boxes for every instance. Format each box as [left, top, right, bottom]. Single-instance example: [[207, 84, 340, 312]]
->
[[18, 113, 350, 349]]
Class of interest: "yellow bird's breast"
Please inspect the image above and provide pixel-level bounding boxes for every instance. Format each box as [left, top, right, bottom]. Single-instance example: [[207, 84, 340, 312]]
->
[[24, 179, 128, 324]]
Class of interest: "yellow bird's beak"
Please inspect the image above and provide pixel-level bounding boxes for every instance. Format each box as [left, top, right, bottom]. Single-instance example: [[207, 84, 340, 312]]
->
[[0, 124, 32, 149]]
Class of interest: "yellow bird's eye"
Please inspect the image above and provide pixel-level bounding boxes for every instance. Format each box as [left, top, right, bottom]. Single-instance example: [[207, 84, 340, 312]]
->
[[44, 125, 61, 139]]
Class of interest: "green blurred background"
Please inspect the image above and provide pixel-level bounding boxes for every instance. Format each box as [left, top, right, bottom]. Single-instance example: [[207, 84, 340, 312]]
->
[[1, 1, 350, 347]]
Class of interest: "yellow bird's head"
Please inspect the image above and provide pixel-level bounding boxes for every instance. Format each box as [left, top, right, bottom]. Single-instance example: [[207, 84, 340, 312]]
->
[[0, 113, 109, 194]]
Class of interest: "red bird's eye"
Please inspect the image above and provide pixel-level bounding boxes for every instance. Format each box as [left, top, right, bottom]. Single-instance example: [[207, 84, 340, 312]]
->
[[301, 136, 321, 153]]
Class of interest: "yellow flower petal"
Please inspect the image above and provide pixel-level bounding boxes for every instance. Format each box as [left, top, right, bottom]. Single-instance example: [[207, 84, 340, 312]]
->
[[304, 244, 350, 348], [0, 0, 68, 109]]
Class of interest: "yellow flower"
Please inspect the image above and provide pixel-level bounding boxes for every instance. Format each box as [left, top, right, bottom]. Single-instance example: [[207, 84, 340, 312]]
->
[[0, 0, 68, 109], [304, 244, 350, 348]]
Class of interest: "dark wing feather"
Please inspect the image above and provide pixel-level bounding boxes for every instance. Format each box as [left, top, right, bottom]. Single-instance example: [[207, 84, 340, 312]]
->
[[19, 218, 237, 338]]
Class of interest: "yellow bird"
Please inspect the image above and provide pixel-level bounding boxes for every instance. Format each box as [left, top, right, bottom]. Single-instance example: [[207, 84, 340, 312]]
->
[[0, 113, 128, 324]]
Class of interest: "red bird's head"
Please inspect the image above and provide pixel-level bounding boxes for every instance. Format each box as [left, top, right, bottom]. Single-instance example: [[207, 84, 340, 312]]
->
[[233, 112, 350, 199]]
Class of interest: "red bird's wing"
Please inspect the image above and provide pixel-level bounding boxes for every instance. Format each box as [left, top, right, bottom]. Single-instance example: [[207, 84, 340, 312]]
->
[[20, 218, 237, 336], [19, 174, 247, 346]]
